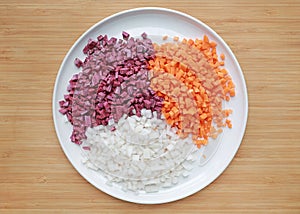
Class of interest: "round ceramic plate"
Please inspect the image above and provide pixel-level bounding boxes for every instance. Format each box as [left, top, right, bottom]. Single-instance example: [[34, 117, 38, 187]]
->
[[52, 7, 248, 204]]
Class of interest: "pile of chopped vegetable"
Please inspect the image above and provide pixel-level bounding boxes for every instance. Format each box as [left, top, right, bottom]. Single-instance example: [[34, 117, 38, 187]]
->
[[59, 32, 235, 193]]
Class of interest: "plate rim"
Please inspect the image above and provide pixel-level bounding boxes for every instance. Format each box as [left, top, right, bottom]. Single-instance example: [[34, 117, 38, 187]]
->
[[52, 7, 249, 204]]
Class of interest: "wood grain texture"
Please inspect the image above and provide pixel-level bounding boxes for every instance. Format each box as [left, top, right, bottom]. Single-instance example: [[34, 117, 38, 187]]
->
[[0, 0, 299, 213]]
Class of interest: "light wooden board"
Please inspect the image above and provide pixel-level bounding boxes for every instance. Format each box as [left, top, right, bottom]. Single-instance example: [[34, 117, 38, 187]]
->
[[0, 0, 299, 213]]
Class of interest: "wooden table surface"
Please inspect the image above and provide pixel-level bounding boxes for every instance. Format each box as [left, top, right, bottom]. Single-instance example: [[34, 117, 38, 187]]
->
[[1, 0, 299, 213]]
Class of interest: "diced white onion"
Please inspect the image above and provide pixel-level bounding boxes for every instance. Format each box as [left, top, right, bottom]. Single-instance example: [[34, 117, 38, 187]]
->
[[81, 109, 197, 193]]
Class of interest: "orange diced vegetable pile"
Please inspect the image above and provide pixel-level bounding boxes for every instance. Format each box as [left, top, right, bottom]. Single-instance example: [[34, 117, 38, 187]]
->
[[148, 35, 235, 147]]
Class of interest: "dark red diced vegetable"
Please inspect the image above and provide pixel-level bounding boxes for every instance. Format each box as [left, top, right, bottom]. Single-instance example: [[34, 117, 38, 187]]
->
[[74, 58, 83, 68], [141, 32, 147, 39], [97, 35, 104, 41], [122, 31, 130, 40]]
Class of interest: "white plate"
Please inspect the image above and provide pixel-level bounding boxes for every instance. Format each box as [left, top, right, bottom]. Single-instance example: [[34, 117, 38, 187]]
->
[[52, 7, 248, 204]]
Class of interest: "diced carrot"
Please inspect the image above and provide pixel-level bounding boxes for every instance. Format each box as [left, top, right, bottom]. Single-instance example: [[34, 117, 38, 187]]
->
[[200, 113, 208, 120], [149, 35, 235, 150], [220, 53, 225, 60], [228, 80, 235, 88], [188, 39, 194, 46], [221, 69, 228, 74], [226, 119, 232, 128], [229, 89, 235, 97], [203, 35, 209, 43], [222, 109, 233, 117], [195, 39, 201, 46], [210, 41, 217, 48]]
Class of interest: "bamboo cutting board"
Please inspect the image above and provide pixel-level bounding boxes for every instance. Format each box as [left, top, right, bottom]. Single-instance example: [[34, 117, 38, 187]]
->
[[0, 0, 299, 213]]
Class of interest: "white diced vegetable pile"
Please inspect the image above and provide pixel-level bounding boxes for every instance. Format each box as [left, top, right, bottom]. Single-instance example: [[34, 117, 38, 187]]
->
[[81, 109, 199, 193]]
